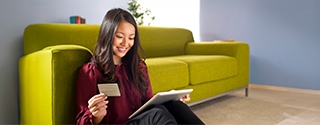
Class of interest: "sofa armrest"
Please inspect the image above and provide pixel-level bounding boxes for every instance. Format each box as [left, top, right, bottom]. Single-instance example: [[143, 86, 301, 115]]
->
[[19, 45, 92, 124]]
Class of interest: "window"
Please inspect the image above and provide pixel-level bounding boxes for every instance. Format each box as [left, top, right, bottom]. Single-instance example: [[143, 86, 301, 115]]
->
[[138, 0, 200, 41]]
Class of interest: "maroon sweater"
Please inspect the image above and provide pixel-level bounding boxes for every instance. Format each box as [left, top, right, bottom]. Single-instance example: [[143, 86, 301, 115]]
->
[[76, 61, 153, 125]]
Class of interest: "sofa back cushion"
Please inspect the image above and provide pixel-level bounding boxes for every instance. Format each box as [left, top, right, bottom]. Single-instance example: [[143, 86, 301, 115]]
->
[[23, 23, 100, 55], [23, 24, 194, 57], [138, 26, 194, 58]]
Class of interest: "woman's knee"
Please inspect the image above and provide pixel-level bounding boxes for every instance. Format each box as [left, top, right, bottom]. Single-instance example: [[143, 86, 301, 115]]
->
[[127, 105, 177, 125]]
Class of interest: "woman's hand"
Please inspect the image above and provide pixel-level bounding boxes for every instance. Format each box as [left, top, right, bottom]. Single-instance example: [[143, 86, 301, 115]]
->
[[88, 93, 108, 124], [180, 94, 191, 103]]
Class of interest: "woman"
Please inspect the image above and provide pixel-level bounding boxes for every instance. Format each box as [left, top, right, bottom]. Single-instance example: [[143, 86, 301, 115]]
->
[[75, 8, 204, 125]]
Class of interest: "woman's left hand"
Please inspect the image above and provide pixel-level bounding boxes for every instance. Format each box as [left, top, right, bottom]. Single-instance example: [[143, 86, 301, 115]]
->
[[180, 94, 191, 103]]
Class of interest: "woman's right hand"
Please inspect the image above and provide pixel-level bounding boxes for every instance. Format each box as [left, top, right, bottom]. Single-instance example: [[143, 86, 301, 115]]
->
[[88, 93, 108, 124]]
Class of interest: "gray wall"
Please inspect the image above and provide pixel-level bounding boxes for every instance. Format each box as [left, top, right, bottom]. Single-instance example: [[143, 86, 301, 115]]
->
[[200, 0, 320, 90], [0, 0, 127, 124]]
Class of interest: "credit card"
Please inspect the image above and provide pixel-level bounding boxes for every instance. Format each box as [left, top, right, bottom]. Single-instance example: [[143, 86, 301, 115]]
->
[[97, 83, 121, 97]]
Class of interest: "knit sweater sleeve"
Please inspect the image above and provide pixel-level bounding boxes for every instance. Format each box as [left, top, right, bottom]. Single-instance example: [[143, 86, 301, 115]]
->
[[75, 62, 104, 125]]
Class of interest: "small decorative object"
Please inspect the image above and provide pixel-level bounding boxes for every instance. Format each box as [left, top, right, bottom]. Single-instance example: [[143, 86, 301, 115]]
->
[[127, 0, 155, 25], [70, 15, 86, 24]]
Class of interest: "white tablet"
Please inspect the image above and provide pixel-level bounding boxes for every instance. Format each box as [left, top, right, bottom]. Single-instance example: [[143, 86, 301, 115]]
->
[[129, 89, 193, 119]]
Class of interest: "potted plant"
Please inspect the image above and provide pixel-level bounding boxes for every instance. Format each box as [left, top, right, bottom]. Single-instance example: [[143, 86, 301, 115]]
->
[[127, 0, 155, 25]]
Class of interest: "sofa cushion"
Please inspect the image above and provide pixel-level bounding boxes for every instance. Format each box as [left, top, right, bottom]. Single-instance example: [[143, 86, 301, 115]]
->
[[145, 58, 189, 94], [139, 26, 194, 58], [23, 24, 100, 55], [164, 55, 238, 85]]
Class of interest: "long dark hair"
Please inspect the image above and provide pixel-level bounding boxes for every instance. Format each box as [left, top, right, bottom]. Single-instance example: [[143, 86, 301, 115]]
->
[[92, 8, 148, 97]]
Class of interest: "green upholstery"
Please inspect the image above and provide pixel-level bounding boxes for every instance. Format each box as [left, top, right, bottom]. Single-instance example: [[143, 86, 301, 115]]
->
[[163, 55, 238, 85], [23, 24, 99, 55], [145, 58, 189, 93], [19, 23, 250, 125], [138, 26, 194, 57], [19, 45, 92, 124]]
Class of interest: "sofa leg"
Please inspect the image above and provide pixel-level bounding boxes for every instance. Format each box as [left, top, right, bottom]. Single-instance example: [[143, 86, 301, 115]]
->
[[245, 87, 249, 97]]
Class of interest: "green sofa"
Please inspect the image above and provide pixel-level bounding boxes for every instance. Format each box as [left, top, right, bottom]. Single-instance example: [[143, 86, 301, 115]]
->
[[19, 23, 250, 124]]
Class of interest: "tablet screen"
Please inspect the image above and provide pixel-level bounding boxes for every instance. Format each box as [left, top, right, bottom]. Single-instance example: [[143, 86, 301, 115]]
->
[[129, 89, 193, 119]]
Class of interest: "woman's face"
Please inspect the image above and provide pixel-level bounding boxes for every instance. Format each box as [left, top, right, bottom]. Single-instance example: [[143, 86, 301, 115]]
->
[[112, 20, 135, 64]]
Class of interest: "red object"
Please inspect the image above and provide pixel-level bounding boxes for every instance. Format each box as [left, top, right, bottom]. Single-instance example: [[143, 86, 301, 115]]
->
[[76, 16, 81, 24]]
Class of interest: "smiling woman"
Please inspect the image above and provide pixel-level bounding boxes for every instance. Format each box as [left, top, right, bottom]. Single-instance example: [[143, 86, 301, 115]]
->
[[75, 8, 204, 125], [112, 20, 135, 65]]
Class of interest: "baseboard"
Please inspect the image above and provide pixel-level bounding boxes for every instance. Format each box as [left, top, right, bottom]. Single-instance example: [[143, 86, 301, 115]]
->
[[249, 83, 320, 95]]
